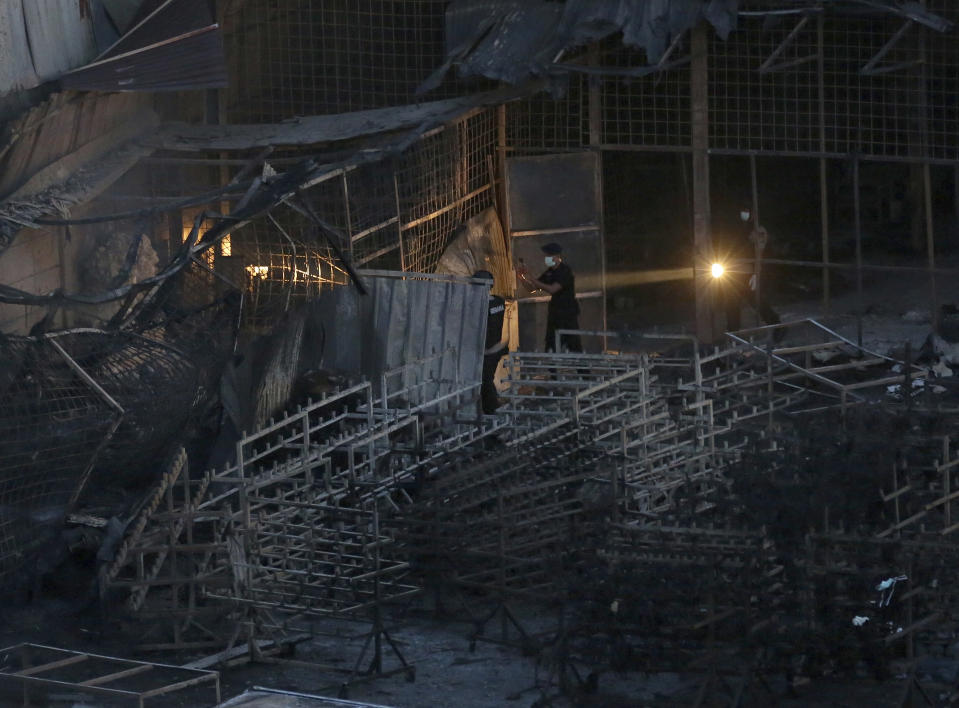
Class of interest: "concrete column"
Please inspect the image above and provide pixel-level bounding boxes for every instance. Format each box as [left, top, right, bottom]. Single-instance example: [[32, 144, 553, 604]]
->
[[691, 22, 714, 343]]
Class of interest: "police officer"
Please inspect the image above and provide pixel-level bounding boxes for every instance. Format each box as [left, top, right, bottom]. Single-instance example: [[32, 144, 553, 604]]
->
[[474, 270, 507, 414], [720, 207, 781, 333], [517, 242, 582, 352]]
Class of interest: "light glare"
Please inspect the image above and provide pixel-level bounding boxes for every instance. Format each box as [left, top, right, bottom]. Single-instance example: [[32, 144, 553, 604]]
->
[[710, 263, 724, 278]]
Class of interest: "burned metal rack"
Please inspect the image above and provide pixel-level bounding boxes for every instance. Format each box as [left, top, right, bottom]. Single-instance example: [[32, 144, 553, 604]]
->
[[224, 501, 418, 616], [874, 433, 959, 539], [0, 643, 220, 708], [728, 319, 925, 417], [103, 351, 485, 662], [0, 333, 126, 591], [399, 349, 743, 627], [498, 351, 647, 440], [596, 518, 780, 643], [101, 447, 236, 652]]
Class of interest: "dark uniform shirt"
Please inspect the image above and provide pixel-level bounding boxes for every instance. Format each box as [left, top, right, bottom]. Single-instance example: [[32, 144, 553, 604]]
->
[[715, 223, 752, 266], [538, 262, 579, 317], [485, 295, 506, 352]]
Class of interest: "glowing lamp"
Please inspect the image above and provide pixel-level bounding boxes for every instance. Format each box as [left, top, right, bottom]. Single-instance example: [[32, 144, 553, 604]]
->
[[710, 263, 725, 279]]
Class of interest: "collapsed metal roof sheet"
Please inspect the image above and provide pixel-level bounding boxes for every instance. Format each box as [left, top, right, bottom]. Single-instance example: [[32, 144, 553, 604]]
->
[[420, 0, 738, 90], [61, 0, 227, 92], [0, 0, 98, 97], [422, 0, 952, 89], [145, 83, 540, 152]]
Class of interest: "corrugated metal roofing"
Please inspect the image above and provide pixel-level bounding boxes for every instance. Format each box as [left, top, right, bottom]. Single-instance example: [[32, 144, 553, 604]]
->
[[61, 25, 227, 92], [0, 0, 98, 96], [61, 0, 227, 92]]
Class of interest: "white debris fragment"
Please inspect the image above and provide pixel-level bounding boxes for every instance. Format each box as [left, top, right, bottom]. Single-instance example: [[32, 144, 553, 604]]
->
[[886, 384, 901, 396], [933, 385, 947, 394], [877, 576, 907, 591], [933, 336, 959, 365], [912, 378, 925, 388], [877, 575, 909, 607], [852, 616, 870, 627], [932, 360, 954, 378], [610, 599, 620, 614], [902, 310, 931, 323], [891, 364, 903, 373], [813, 348, 839, 363]]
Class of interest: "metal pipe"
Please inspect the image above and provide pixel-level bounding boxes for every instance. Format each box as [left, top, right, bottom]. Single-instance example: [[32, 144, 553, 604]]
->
[[854, 155, 863, 348], [249, 686, 398, 708], [691, 22, 713, 343], [750, 153, 763, 321], [817, 14, 831, 314], [925, 162, 937, 333]]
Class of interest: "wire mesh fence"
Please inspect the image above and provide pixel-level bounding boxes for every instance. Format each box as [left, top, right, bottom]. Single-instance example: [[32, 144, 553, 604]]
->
[[0, 335, 120, 591], [499, 4, 959, 162], [222, 0, 494, 122], [506, 76, 588, 154], [395, 109, 498, 272]]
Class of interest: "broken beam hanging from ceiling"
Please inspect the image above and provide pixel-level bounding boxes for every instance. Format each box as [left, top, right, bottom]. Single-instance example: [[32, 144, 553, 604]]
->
[[551, 31, 691, 79], [860, 20, 922, 76], [758, 15, 818, 75]]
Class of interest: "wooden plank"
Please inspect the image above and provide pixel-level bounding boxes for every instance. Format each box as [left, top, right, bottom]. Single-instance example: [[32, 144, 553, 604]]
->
[[13, 654, 88, 676], [884, 613, 941, 644], [78, 663, 153, 686], [882, 484, 912, 502], [0, 674, 139, 698], [925, 488, 959, 510], [124, 671, 219, 699], [877, 509, 927, 537], [181, 636, 309, 670]]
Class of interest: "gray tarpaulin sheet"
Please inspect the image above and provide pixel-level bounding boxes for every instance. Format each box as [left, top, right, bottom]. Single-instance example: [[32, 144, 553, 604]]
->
[[313, 271, 488, 406], [424, 0, 950, 89], [421, 0, 738, 89]]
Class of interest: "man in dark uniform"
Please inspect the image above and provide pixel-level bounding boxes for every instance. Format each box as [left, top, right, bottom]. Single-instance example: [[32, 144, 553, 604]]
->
[[718, 207, 781, 333], [474, 270, 508, 414], [517, 242, 582, 352]]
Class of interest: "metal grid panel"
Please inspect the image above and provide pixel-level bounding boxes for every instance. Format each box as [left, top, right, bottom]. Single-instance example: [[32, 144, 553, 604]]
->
[[499, 7, 959, 161], [231, 194, 349, 332], [506, 75, 587, 153], [346, 162, 402, 268], [117, 110, 498, 334], [0, 339, 119, 588], [395, 110, 497, 273], [821, 15, 925, 158], [224, 0, 490, 123], [708, 14, 820, 154], [707, 7, 959, 160], [926, 0, 959, 160], [600, 46, 692, 149]]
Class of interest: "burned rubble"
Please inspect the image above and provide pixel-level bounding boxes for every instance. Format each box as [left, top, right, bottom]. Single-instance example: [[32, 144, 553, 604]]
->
[[3, 2, 959, 707]]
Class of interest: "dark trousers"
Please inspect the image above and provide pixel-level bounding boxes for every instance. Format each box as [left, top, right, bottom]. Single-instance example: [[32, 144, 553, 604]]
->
[[723, 276, 780, 332], [545, 312, 582, 353], [481, 350, 505, 414]]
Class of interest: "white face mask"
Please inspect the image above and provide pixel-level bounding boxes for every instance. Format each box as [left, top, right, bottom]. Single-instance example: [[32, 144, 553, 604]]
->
[[740, 211, 751, 222], [545, 256, 556, 267]]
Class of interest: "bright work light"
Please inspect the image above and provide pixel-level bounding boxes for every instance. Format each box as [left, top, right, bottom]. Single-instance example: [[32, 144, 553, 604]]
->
[[710, 262, 725, 279]]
